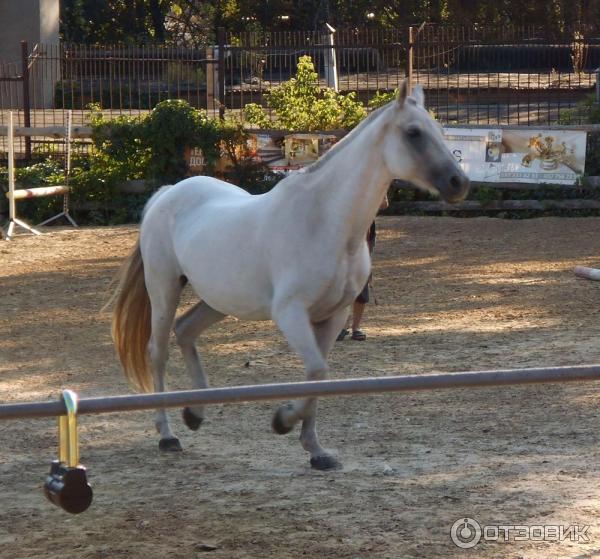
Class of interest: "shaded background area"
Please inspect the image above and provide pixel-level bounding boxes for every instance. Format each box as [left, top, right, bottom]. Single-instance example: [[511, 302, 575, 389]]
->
[[1, 217, 600, 558]]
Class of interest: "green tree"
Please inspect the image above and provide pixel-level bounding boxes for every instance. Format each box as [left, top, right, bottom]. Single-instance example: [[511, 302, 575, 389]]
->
[[244, 56, 366, 131], [61, 0, 170, 43], [60, 0, 600, 44]]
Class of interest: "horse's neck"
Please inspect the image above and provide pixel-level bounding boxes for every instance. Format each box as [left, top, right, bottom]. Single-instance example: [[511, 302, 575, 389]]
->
[[307, 116, 392, 253]]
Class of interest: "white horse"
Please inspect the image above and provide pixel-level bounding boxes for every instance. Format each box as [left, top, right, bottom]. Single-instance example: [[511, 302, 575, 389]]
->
[[110, 82, 469, 470]]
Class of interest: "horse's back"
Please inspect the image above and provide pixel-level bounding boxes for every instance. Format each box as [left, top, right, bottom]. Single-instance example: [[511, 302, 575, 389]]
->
[[141, 176, 254, 247], [148, 176, 250, 213]]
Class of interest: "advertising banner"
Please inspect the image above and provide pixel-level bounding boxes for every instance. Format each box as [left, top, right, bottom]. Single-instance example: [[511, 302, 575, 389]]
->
[[443, 128, 587, 185], [187, 128, 587, 185]]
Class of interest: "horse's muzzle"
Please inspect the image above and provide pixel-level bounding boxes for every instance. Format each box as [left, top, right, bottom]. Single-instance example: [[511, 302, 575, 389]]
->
[[440, 173, 470, 204]]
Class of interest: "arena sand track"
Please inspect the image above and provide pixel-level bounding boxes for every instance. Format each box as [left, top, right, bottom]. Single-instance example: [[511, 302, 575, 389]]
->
[[1, 216, 600, 559]]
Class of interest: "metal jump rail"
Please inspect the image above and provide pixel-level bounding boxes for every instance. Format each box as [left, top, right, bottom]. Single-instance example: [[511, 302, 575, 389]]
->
[[2, 364, 600, 514], [2, 364, 600, 420]]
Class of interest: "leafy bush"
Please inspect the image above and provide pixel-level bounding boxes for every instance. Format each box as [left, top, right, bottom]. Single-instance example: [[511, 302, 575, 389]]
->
[[90, 110, 148, 181], [368, 90, 397, 110], [1, 99, 281, 226], [244, 56, 367, 131], [559, 94, 600, 176], [90, 100, 223, 185], [217, 119, 279, 194], [142, 99, 221, 182], [0, 160, 70, 224]]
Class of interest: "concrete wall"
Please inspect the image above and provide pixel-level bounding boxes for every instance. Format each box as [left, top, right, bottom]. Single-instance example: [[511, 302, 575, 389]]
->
[[0, 0, 60, 108]]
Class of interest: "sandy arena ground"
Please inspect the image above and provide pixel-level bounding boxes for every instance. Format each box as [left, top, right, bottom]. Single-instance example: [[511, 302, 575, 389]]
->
[[1, 216, 600, 558]]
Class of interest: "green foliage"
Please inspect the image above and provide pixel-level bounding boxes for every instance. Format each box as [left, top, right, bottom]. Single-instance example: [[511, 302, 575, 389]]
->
[[586, 132, 600, 176], [60, 0, 168, 43], [559, 94, 600, 176], [368, 90, 397, 110], [559, 94, 600, 125], [0, 98, 283, 226], [89, 99, 222, 185], [0, 160, 69, 224], [217, 118, 279, 193], [242, 103, 271, 128], [90, 109, 149, 182], [142, 99, 220, 182], [60, 1, 600, 44], [244, 56, 367, 131]]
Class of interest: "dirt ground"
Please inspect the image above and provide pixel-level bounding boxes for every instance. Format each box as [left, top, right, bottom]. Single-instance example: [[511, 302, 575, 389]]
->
[[1, 216, 600, 559]]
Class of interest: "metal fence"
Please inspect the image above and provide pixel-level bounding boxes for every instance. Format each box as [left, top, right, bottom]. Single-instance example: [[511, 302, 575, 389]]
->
[[409, 24, 600, 125], [1, 25, 599, 157], [0, 41, 216, 157], [221, 27, 406, 111], [0, 42, 214, 125]]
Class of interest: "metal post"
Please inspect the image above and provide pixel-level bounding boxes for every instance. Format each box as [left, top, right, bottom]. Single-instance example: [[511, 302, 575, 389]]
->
[[406, 26, 414, 94], [323, 23, 338, 92], [4, 111, 42, 240], [1, 364, 600, 421], [6, 112, 16, 240], [205, 46, 217, 118], [20, 41, 31, 161], [217, 27, 226, 120]]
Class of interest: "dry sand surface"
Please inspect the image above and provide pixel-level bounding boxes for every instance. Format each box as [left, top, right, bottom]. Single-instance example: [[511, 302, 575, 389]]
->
[[1, 216, 600, 558]]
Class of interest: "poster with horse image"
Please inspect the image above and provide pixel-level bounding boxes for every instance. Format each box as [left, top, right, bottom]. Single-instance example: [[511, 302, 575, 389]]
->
[[250, 133, 287, 169], [187, 133, 342, 176], [249, 132, 340, 173], [498, 129, 587, 184], [443, 128, 587, 185]]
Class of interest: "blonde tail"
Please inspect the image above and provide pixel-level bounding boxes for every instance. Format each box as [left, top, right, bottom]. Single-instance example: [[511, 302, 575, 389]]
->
[[107, 241, 154, 392]]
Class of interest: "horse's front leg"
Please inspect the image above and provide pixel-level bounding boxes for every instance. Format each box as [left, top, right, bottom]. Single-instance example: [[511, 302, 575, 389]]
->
[[299, 308, 349, 470], [271, 300, 348, 470]]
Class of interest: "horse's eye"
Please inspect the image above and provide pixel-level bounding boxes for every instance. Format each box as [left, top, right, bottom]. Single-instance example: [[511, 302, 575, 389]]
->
[[406, 126, 421, 139]]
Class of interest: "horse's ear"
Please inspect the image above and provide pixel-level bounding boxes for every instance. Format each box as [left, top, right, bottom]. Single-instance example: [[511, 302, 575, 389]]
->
[[396, 80, 408, 108], [411, 84, 425, 107]]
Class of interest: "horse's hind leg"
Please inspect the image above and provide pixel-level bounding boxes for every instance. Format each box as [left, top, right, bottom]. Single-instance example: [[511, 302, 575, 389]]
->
[[146, 275, 182, 451], [174, 301, 225, 430]]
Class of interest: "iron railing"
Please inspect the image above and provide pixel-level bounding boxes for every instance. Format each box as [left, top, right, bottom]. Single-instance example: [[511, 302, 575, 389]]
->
[[221, 27, 406, 111], [409, 24, 600, 125], [1, 25, 599, 159]]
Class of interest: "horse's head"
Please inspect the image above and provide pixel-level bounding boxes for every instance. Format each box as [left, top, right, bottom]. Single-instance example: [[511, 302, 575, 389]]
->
[[382, 81, 470, 204]]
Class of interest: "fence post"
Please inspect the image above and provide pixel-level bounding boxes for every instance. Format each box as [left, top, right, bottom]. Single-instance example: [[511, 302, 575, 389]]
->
[[205, 46, 217, 118], [20, 40, 31, 160], [406, 27, 414, 94], [323, 23, 338, 92], [217, 27, 226, 120]]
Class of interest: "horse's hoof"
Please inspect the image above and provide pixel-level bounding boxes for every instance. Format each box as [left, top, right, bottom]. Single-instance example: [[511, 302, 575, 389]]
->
[[272, 406, 294, 435], [182, 407, 204, 431], [159, 437, 183, 452], [310, 455, 342, 471]]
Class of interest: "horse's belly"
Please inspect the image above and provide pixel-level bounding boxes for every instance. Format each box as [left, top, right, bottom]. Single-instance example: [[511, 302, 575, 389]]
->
[[187, 273, 273, 321], [175, 203, 274, 320]]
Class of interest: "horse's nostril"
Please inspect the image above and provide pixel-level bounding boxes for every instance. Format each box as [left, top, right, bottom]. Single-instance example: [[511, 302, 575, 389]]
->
[[450, 175, 463, 190]]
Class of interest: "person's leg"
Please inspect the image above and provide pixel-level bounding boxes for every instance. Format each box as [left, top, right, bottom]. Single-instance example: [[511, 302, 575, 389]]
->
[[351, 300, 365, 331], [337, 281, 370, 341], [350, 282, 369, 340]]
